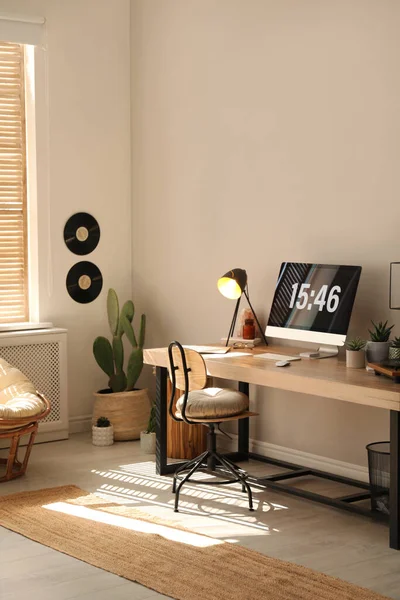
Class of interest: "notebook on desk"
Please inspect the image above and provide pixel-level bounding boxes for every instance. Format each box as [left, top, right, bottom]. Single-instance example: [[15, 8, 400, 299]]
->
[[183, 345, 231, 355]]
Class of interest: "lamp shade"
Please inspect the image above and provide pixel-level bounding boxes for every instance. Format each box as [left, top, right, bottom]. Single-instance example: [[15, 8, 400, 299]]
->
[[217, 269, 247, 300]]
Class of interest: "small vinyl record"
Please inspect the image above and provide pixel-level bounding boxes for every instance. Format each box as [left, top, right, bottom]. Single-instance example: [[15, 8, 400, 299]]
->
[[63, 212, 100, 255], [66, 261, 103, 304]]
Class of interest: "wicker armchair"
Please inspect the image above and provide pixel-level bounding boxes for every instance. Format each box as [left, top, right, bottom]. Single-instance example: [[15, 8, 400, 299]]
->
[[0, 359, 51, 483]]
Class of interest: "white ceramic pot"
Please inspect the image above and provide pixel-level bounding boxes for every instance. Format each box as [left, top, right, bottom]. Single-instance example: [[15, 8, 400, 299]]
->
[[140, 431, 156, 454], [366, 341, 391, 364], [346, 349, 365, 369], [92, 425, 114, 447]]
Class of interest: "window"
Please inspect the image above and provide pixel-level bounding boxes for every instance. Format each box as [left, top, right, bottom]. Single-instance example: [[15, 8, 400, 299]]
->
[[0, 41, 28, 324]]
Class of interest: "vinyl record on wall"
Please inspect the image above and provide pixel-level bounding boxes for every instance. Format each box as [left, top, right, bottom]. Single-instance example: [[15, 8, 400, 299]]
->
[[63, 212, 100, 255], [66, 261, 103, 304]]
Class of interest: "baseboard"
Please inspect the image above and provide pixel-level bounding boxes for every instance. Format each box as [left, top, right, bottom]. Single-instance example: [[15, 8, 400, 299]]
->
[[69, 414, 92, 434], [221, 434, 369, 484], [0, 428, 69, 449], [35, 429, 69, 443]]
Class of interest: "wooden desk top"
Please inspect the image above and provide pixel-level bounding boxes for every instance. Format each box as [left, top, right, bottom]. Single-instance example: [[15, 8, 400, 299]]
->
[[144, 345, 400, 412]]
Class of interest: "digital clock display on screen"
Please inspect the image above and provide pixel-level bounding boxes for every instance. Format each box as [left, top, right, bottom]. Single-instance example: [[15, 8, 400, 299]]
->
[[267, 263, 362, 335]]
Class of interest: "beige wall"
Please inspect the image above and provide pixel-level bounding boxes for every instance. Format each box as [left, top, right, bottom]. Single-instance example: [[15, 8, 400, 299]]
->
[[0, 0, 132, 423], [131, 0, 400, 466]]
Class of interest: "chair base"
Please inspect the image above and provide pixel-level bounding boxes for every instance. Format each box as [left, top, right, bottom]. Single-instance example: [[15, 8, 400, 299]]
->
[[0, 422, 38, 483], [172, 446, 254, 512]]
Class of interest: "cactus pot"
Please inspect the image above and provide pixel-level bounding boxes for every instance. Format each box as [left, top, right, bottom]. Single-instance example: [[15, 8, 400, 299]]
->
[[140, 431, 156, 454], [92, 424, 114, 447], [93, 388, 151, 441], [366, 341, 391, 364], [346, 349, 365, 369], [389, 347, 400, 360]]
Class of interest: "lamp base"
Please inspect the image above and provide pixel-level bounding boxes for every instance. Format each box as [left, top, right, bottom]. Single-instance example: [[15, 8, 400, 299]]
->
[[221, 337, 262, 346]]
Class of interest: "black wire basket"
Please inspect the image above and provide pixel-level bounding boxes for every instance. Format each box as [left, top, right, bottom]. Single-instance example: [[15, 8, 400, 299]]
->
[[366, 441, 390, 515]]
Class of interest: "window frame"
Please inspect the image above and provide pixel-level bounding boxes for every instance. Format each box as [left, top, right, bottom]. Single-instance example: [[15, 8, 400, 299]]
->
[[0, 41, 49, 332]]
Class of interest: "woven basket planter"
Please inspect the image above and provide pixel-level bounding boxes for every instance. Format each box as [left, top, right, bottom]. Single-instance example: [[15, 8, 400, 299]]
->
[[93, 389, 151, 441]]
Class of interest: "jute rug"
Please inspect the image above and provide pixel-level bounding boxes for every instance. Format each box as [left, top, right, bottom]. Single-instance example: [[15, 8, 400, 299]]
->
[[0, 485, 389, 600]]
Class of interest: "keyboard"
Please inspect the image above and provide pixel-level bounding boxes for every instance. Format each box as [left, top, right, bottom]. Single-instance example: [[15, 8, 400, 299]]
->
[[255, 352, 301, 362]]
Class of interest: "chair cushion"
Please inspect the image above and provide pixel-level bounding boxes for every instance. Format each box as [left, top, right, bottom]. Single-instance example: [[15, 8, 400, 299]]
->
[[175, 387, 249, 420], [0, 358, 46, 423]]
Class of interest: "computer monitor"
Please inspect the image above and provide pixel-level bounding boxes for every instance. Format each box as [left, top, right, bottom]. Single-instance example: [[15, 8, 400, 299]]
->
[[265, 262, 362, 354]]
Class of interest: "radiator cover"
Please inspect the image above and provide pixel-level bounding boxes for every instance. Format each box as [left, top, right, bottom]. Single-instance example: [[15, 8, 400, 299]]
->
[[0, 328, 68, 443]]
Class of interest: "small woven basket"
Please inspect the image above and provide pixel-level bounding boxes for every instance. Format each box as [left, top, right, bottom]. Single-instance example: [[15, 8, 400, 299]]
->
[[389, 347, 400, 360]]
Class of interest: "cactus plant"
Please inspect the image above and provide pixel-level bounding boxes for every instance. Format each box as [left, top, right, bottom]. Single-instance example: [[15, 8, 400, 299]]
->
[[93, 289, 146, 393], [145, 403, 156, 434], [96, 416, 111, 428], [346, 337, 366, 351], [140, 402, 156, 453], [368, 320, 394, 343]]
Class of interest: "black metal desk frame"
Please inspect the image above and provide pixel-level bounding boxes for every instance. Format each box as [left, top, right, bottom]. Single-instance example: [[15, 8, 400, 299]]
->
[[155, 366, 400, 550]]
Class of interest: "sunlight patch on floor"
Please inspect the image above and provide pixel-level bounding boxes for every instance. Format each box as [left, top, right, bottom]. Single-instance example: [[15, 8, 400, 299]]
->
[[91, 469, 171, 491], [43, 501, 223, 548], [87, 460, 288, 537], [98, 485, 276, 534]]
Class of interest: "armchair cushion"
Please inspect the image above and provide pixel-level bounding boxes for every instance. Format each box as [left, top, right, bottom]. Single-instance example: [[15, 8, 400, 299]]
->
[[0, 358, 46, 422], [175, 387, 249, 420]]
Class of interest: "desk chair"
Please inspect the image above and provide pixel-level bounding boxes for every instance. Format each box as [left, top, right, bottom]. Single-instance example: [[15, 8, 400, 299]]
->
[[168, 341, 257, 512]]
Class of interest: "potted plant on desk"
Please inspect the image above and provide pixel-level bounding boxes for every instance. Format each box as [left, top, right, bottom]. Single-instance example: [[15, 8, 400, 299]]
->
[[346, 338, 366, 369], [389, 337, 400, 361], [366, 320, 394, 364], [92, 289, 151, 441]]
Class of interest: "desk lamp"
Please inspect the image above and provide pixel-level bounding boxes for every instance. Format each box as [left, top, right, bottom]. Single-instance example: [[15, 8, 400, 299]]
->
[[217, 268, 268, 347]]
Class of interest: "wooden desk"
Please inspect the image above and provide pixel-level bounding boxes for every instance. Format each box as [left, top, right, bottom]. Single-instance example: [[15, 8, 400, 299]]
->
[[144, 345, 400, 550]]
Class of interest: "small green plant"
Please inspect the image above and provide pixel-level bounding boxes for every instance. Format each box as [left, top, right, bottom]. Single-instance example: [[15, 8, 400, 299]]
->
[[145, 404, 156, 434], [96, 416, 111, 428], [346, 337, 366, 351], [93, 289, 146, 393], [392, 337, 400, 348], [368, 320, 394, 342]]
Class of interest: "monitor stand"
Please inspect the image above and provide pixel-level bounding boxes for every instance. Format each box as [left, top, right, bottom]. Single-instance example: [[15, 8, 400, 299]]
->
[[299, 345, 339, 360]]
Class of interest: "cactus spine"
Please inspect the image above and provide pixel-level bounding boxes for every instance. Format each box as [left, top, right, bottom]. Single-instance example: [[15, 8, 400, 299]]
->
[[93, 289, 146, 393]]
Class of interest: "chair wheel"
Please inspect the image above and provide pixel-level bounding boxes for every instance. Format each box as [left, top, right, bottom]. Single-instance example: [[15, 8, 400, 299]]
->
[[174, 508, 179, 513]]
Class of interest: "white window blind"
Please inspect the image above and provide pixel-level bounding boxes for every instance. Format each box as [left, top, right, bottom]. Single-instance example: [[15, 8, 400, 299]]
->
[[0, 42, 28, 323]]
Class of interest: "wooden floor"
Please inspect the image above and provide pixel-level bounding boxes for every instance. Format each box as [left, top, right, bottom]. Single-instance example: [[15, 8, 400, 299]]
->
[[1, 433, 400, 599]]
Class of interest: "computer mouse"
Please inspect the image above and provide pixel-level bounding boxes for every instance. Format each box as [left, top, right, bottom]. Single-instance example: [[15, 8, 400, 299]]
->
[[275, 360, 291, 367]]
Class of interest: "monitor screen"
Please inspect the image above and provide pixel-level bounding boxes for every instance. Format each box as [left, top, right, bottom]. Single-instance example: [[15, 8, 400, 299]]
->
[[266, 263, 361, 342]]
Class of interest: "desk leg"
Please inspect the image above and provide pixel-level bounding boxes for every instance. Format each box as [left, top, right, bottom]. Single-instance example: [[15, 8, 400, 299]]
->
[[238, 381, 249, 458], [390, 410, 400, 549], [155, 366, 168, 476]]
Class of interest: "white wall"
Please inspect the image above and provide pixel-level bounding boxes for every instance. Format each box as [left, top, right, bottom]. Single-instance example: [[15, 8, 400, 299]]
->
[[0, 0, 132, 424], [131, 0, 400, 466]]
